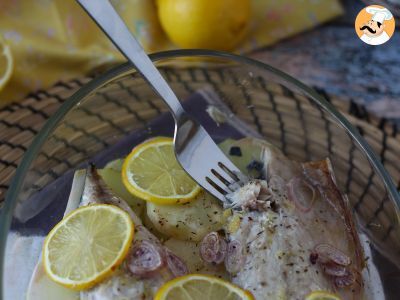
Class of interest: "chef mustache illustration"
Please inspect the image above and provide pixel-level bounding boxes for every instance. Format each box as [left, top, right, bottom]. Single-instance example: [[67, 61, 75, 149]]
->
[[359, 24, 377, 34]]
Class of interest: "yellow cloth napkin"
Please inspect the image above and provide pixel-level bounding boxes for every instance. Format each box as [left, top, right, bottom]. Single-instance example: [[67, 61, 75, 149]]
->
[[0, 0, 343, 107]]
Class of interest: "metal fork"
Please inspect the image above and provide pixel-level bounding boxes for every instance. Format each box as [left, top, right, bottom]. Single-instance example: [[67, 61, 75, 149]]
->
[[76, 0, 247, 203]]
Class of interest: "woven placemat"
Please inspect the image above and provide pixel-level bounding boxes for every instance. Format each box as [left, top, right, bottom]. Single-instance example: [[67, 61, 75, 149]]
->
[[0, 76, 399, 206]]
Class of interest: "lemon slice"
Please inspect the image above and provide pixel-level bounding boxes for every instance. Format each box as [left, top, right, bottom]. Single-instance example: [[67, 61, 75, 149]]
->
[[0, 35, 13, 90], [122, 137, 201, 205], [305, 290, 342, 300], [43, 204, 134, 291], [155, 274, 254, 300]]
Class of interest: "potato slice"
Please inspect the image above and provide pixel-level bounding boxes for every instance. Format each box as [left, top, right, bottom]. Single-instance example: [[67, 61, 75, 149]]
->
[[146, 191, 224, 242], [99, 159, 145, 216], [164, 238, 228, 279], [142, 209, 169, 241]]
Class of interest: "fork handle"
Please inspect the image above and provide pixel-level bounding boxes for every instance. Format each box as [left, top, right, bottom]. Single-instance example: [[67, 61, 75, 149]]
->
[[76, 0, 185, 120]]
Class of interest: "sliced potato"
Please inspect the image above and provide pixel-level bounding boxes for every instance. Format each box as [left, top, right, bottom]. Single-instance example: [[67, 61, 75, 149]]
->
[[99, 159, 145, 216], [146, 191, 224, 242], [164, 238, 228, 279], [142, 209, 169, 241]]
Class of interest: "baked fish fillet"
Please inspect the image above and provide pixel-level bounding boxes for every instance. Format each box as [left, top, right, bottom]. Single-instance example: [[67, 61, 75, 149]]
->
[[80, 165, 187, 300], [224, 141, 364, 300]]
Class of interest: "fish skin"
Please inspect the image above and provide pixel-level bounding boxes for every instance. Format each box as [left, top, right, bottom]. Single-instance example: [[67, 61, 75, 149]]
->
[[80, 165, 175, 300], [226, 144, 365, 300]]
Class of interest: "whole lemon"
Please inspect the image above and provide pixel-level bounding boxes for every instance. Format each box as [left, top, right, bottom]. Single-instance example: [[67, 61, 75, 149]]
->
[[157, 0, 251, 51]]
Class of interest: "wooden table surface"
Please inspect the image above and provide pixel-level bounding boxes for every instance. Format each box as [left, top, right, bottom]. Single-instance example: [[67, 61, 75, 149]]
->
[[251, 0, 400, 124]]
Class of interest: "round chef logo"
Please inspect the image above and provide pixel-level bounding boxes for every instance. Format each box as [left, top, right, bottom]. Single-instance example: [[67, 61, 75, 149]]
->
[[355, 5, 395, 45]]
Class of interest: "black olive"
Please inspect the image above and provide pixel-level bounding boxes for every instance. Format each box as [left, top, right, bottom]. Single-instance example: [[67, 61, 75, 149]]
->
[[246, 160, 264, 172], [229, 146, 242, 156]]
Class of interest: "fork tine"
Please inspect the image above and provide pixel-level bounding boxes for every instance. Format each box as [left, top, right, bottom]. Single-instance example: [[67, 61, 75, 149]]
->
[[211, 168, 234, 189], [218, 162, 240, 182], [217, 163, 247, 192], [205, 176, 229, 195], [208, 162, 247, 198]]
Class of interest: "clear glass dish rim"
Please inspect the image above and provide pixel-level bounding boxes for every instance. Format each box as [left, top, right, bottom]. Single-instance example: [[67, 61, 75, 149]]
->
[[1, 49, 399, 294]]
